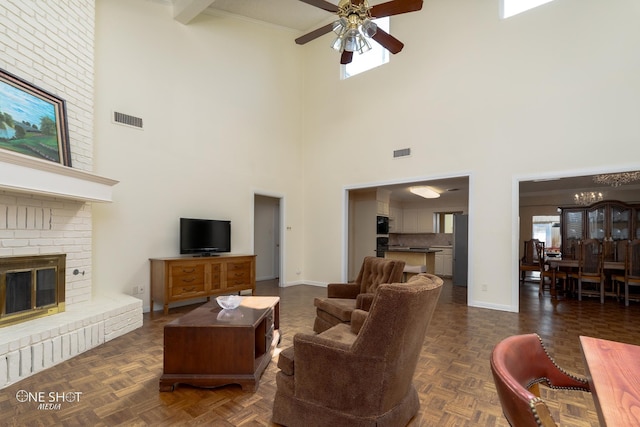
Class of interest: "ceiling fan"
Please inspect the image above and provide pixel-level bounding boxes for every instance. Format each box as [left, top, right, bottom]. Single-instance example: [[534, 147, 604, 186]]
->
[[295, 0, 423, 65]]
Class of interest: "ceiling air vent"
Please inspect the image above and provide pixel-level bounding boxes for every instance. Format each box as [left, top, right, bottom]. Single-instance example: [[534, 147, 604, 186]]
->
[[113, 111, 143, 129], [393, 148, 411, 158]]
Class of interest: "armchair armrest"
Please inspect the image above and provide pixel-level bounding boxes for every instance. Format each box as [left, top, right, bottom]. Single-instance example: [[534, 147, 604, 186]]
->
[[327, 282, 360, 299], [350, 309, 368, 334], [355, 293, 375, 311]]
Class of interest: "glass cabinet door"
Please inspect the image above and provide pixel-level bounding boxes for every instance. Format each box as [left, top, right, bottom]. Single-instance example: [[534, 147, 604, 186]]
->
[[587, 206, 606, 240], [610, 204, 631, 241], [562, 209, 584, 259]]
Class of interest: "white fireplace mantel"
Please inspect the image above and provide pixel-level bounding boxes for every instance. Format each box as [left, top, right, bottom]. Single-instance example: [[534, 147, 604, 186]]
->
[[0, 150, 118, 202]]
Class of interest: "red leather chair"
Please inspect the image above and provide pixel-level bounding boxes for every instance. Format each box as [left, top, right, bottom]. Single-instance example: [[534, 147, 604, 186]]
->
[[490, 333, 590, 427]]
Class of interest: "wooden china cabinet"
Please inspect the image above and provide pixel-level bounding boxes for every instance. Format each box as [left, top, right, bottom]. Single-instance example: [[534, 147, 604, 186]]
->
[[559, 200, 640, 261]]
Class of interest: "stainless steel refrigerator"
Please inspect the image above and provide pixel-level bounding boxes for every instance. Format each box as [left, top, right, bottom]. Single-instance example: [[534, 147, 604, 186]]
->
[[453, 214, 468, 286]]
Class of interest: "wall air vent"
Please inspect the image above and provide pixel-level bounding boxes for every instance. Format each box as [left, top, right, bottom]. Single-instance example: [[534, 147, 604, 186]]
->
[[112, 111, 143, 129], [393, 148, 411, 158]]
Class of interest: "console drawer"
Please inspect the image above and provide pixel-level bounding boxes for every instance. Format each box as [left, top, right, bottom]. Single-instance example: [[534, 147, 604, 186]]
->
[[226, 261, 251, 285]]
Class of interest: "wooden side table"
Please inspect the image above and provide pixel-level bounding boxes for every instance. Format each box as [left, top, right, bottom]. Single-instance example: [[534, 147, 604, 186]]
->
[[160, 296, 280, 392]]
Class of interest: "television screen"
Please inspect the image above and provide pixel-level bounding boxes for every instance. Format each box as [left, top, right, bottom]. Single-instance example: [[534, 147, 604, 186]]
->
[[180, 218, 231, 255]]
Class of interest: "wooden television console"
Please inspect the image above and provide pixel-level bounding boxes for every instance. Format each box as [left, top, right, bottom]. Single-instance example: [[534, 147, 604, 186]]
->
[[149, 254, 256, 315]]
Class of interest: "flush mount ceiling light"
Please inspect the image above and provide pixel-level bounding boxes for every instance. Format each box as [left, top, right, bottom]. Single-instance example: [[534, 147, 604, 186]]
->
[[593, 171, 640, 187], [410, 186, 440, 199]]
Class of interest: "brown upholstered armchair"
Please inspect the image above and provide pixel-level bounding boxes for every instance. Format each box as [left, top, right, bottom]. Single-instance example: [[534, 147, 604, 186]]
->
[[272, 273, 443, 427], [313, 256, 405, 333], [490, 333, 591, 427]]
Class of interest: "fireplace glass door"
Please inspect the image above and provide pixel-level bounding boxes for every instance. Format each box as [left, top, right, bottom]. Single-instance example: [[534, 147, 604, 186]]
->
[[1, 254, 65, 327]]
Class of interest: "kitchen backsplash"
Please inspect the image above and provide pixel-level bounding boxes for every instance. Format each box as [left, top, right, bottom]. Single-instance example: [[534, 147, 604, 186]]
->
[[388, 233, 453, 247]]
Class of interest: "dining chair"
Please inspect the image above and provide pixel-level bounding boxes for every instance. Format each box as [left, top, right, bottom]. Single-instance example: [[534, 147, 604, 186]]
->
[[536, 241, 566, 296], [490, 333, 591, 427], [613, 239, 640, 306], [569, 239, 605, 303], [520, 239, 542, 284]]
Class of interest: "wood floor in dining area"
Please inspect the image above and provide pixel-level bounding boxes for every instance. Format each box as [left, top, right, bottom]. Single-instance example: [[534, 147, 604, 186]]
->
[[3, 278, 639, 426]]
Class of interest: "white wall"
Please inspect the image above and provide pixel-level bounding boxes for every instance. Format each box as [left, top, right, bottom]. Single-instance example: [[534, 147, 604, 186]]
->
[[92, 0, 640, 313], [299, 0, 640, 311], [93, 0, 305, 310]]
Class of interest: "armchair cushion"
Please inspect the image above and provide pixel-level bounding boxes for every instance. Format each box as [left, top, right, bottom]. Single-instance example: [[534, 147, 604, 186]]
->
[[314, 297, 356, 323]]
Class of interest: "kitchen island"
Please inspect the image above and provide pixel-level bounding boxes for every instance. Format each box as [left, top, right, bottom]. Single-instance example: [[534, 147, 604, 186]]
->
[[384, 247, 442, 276]]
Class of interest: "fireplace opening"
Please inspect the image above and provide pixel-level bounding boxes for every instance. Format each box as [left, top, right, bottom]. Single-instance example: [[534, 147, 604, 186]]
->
[[1, 254, 66, 327]]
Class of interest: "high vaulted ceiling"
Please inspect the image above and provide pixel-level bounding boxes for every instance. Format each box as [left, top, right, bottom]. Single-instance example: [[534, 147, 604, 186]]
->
[[171, 0, 339, 30]]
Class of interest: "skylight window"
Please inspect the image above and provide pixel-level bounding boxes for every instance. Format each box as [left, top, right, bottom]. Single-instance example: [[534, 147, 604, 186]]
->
[[341, 17, 390, 79], [501, 0, 555, 18]]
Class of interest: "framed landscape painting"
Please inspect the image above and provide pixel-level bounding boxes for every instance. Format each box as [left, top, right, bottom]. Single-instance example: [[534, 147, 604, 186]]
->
[[0, 68, 71, 166]]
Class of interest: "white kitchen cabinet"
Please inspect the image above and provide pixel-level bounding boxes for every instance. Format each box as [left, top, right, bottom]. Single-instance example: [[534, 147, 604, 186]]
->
[[434, 247, 453, 277], [417, 209, 434, 232], [402, 208, 418, 233], [389, 207, 402, 232], [376, 201, 389, 216]]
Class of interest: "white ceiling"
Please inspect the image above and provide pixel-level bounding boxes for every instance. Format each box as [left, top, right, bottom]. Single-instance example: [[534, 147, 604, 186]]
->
[[204, 0, 333, 31], [169, 0, 399, 31]]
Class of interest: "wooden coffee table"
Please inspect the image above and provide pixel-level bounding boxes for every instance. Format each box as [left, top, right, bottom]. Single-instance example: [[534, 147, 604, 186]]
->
[[159, 296, 280, 392]]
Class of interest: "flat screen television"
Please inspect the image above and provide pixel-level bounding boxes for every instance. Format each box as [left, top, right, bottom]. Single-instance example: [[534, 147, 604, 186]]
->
[[180, 218, 231, 256]]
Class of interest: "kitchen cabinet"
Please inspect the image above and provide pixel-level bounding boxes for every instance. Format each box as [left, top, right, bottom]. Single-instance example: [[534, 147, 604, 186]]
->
[[377, 201, 389, 216], [434, 247, 453, 277], [392, 207, 436, 233], [402, 209, 418, 233], [417, 209, 434, 232], [389, 207, 402, 232], [559, 200, 640, 261]]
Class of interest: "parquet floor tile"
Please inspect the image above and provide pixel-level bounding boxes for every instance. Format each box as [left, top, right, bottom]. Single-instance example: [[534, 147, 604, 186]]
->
[[3, 278, 639, 426]]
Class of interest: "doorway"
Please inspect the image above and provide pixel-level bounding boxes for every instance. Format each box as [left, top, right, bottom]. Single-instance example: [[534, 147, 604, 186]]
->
[[346, 176, 470, 285], [254, 195, 281, 283]]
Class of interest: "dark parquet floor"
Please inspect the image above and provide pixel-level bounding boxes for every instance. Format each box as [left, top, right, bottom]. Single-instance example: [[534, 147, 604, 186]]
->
[[3, 277, 640, 426]]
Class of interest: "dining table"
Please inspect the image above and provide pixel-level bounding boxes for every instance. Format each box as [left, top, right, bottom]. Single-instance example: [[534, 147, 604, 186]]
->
[[579, 336, 640, 426], [547, 258, 624, 271], [545, 258, 624, 300]]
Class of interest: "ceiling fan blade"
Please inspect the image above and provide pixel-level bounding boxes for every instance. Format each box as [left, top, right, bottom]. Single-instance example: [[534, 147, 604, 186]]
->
[[372, 29, 404, 54], [295, 23, 335, 45], [340, 50, 354, 64], [298, 0, 339, 13], [370, 0, 423, 18]]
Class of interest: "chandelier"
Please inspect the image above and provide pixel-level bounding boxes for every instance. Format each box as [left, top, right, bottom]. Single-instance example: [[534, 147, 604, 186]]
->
[[330, 0, 377, 54], [574, 192, 603, 206], [592, 171, 640, 187]]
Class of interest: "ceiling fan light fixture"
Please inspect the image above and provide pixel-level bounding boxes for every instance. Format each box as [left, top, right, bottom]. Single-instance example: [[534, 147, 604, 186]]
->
[[356, 37, 372, 54], [360, 19, 377, 38], [331, 36, 344, 51], [343, 33, 358, 52], [332, 17, 348, 36], [409, 186, 440, 199]]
